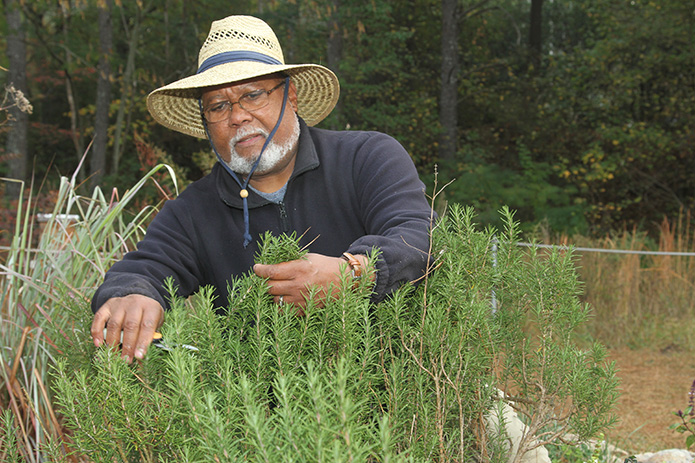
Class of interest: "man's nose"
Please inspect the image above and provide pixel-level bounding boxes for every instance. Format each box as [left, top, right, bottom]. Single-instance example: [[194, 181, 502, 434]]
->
[[226, 102, 253, 126]]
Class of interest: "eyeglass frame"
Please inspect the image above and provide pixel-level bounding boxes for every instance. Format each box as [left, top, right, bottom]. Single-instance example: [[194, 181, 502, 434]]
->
[[200, 80, 286, 124]]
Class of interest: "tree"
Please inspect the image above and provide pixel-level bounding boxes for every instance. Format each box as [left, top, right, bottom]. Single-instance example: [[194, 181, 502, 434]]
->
[[60, 2, 86, 181], [90, 0, 113, 189], [111, 1, 148, 175], [326, 0, 343, 129], [438, 0, 498, 163], [533, 0, 695, 232], [529, 0, 543, 67], [3, 0, 29, 198], [2, 0, 692, 236], [438, 0, 459, 162]]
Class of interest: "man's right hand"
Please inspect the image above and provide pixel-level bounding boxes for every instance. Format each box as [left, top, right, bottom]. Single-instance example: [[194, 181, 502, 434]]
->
[[90, 294, 164, 363]]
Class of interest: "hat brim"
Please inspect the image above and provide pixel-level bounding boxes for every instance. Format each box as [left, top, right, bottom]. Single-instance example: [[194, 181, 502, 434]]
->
[[147, 62, 339, 139]]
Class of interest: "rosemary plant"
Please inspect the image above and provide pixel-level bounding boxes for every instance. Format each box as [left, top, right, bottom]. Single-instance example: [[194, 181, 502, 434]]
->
[[47, 205, 618, 462]]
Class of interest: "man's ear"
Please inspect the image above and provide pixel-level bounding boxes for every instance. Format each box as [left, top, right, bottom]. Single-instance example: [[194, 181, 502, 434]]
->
[[288, 79, 299, 112]]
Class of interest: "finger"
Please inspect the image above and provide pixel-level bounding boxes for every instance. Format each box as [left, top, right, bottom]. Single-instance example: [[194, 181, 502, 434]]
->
[[274, 294, 306, 314], [253, 263, 276, 279], [254, 262, 297, 281], [90, 306, 111, 347], [133, 305, 163, 360], [273, 293, 297, 304], [267, 279, 295, 299], [104, 305, 127, 348], [120, 308, 143, 364]]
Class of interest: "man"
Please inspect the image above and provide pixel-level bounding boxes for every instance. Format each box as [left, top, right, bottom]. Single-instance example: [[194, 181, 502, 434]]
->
[[90, 15, 433, 364]]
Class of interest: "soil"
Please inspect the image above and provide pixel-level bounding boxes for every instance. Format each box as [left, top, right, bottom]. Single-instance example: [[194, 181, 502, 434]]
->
[[604, 347, 695, 455]]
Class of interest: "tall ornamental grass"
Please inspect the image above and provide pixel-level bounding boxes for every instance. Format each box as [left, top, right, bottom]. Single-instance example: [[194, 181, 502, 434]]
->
[[0, 165, 177, 462]]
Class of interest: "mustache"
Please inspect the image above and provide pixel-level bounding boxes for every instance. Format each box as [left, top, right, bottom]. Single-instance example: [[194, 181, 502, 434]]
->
[[231, 126, 269, 145]]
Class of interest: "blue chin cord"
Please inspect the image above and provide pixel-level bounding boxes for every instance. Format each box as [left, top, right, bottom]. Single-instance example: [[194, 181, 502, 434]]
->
[[200, 76, 291, 248]]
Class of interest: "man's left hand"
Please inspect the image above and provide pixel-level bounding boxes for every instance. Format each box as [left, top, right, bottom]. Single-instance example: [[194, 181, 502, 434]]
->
[[253, 252, 367, 310]]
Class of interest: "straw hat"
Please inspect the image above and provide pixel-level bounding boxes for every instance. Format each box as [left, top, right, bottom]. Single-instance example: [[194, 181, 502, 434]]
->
[[147, 15, 340, 139]]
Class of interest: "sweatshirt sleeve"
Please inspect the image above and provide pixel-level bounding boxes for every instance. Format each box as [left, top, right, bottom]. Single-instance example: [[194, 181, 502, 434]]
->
[[91, 198, 204, 313], [345, 133, 434, 301]]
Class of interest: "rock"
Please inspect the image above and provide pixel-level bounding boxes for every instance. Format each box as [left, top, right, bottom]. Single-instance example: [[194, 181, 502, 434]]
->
[[486, 396, 552, 463], [630, 449, 695, 463]]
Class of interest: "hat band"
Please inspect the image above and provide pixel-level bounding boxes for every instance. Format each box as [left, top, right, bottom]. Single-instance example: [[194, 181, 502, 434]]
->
[[197, 50, 283, 74]]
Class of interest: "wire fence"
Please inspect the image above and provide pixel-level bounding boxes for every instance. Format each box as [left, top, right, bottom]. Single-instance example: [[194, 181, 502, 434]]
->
[[4, 242, 695, 256], [487, 240, 695, 313], [516, 242, 695, 257]]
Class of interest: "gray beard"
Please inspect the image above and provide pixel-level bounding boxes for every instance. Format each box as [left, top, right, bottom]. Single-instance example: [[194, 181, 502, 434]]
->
[[225, 113, 300, 175]]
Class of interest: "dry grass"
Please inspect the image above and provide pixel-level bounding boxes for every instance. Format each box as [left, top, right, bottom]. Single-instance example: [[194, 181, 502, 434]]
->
[[568, 213, 695, 352]]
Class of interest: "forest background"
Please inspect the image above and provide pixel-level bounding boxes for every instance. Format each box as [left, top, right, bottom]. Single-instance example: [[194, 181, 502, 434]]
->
[[2, 0, 693, 238]]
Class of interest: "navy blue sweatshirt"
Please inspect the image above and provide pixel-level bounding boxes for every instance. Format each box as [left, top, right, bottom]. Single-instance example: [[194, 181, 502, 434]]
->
[[91, 120, 433, 311]]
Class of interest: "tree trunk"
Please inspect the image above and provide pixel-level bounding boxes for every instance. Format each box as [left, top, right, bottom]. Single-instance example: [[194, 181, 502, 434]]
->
[[112, 4, 142, 174], [59, 6, 86, 184], [438, 0, 459, 162], [4, 0, 29, 198], [529, 0, 544, 68], [164, 0, 170, 64], [90, 0, 113, 189], [326, 0, 343, 129], [62, 8, 85, 159]]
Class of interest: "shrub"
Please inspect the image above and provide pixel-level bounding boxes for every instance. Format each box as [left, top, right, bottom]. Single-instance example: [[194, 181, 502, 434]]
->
[[49, 205, 618, 462]]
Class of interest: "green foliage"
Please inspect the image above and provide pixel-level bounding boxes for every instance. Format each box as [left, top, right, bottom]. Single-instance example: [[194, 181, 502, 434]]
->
[[435, 144, 587, 234], [522, 0, 695, 233], [426, 0, 695, 235], [50, 206, 618, 462], [546, 436, 626, 463], [670, 381, 695, 450], [0, 409, 22, 463], [255, 230, 308, 265]]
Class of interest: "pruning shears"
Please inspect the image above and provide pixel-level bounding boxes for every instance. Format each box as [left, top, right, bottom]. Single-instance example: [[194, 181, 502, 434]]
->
[[102, 329, 199, 352], [152, 332, 199, 352]]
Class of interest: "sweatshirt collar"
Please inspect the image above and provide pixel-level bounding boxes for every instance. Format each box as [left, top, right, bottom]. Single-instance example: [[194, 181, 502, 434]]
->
[[216, 117, 319, 209]]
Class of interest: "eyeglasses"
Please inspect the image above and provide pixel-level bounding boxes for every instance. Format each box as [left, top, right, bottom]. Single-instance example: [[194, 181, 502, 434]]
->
[[202, 81, 286, 124]]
